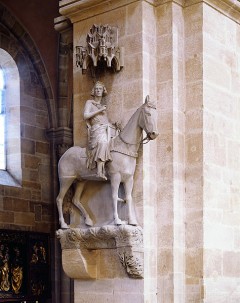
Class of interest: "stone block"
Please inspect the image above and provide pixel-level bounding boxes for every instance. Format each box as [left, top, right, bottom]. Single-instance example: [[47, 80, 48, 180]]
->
[[14, 212, 35, 226], [122, 81, 142, 110], [204, 249, 222, 278], [36, 114, 49, 128], [3, 187, 20, 198], [24, 154, 41, 169], [204, 56, 231, 90], [36, 141, 50, 154], [31, 190, 42, 201], [185, 248, 203, 278], [22, 168, 39, 182], [126, 2, 142, 35], [186, 220, 203, 249], [157, 55, 173, 83], [186, 81, 203, 110], [186, 133, 203, 165], [34, 204, 42, 221], [223, 251, 240, 277], [0, 210, 14, 223], [185, 55, 203, 83], [184, 3, 203, 36], [3, 197, 29, 212], [21, 105, 36, 125], [124, 32, 142, 56], [204, 223, 234, 250], [158, 249, 173, 275], [23, 124, 46, 141], [21, 138, 35, 154], [22, 180, 41, 190], [156, 3, 172, 37]]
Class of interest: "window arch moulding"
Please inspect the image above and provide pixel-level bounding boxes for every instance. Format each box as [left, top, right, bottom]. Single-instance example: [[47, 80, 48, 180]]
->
[[0, 48, 21, 187]]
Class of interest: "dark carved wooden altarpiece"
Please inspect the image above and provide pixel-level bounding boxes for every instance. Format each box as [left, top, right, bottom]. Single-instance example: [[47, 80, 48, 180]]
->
[[0, 229, 51, 303]]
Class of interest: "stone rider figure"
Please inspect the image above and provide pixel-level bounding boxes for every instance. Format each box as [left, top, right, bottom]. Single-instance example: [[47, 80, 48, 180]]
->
[[83, 81, 112, 180]]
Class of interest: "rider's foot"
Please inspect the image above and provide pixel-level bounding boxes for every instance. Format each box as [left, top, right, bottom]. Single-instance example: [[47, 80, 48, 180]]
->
[[97, 172, 107, 180]]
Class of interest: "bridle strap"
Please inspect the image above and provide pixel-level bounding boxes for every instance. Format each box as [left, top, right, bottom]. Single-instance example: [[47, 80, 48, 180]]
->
[[119, 132, 150, 145], [118, 106, 152, 145]]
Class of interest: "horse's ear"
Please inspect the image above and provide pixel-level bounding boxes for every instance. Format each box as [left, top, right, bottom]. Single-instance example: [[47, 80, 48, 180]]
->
[[145, 95, 150, 104]]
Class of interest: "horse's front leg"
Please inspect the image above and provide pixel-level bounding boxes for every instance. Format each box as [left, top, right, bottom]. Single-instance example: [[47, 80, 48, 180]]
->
[[110, 173, 125, 225], [123, 176, 138, 226], [72, 181, 93, 227]]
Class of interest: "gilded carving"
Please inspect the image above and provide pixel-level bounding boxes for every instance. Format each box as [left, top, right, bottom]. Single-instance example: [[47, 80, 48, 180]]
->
[[0, 244, 10, 292], [11, 248, 23, 294], [0, 230, 50, 300]]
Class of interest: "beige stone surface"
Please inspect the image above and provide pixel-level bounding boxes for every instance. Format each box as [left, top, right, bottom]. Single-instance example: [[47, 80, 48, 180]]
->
[[58, 0, 240, 302], [202, 2, 240, 301]]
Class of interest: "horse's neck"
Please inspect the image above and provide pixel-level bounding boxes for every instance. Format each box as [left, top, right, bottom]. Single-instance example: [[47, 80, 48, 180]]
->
[[118, 108, 142, 153]]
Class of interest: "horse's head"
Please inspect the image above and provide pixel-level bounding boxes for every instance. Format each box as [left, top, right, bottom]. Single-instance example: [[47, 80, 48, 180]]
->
[[139, 95, 159, 140]]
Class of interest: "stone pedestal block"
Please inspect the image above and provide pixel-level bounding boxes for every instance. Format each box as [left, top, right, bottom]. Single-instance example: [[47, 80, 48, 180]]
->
[[57, 225, 143, 279]]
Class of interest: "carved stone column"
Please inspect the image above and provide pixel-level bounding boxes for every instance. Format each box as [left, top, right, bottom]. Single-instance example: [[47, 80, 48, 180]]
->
[[54, 16, 73, 129], [47, 16, 74, 303]]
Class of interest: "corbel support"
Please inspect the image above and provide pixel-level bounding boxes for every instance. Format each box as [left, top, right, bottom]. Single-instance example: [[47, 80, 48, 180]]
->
[[56, 225, 144, 279]]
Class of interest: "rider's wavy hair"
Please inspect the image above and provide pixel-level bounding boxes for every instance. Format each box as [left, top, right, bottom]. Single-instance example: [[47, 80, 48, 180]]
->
[[91, 81, 108, 97]]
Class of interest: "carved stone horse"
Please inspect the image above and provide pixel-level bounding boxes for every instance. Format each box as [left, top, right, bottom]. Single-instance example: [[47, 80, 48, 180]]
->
[[56, 96, 158, 228]]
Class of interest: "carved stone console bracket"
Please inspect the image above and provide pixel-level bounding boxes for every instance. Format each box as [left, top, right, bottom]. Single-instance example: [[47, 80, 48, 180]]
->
[[76, 24, 124, 73], [56, 225, 143, 279]]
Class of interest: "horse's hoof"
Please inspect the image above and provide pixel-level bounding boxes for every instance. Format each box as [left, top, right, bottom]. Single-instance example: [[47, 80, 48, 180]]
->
[[117, 197, 125, 203], [128, 221, 138, 226], [85, 217, 93, 227], [114, 218, 125, 225], [128, 219, 138, 226], [60, 223, 69, 229]]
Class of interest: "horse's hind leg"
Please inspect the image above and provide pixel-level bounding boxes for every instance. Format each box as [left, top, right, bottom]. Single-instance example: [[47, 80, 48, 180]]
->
[[56, 177, 75, 229], [72, 181, 93, 227]]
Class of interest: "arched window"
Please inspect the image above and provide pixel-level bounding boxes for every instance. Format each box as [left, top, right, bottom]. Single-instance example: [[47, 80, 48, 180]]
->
[[0, 67, 5, 169], [0, 49, 21, 186]]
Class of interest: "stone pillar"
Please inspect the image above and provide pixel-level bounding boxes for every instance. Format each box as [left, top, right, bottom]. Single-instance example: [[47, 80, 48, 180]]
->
[[184, 2, 204, 301], [156, 2, 186, 302], [47, 16, 74, 303], [201, 1, 240, 302], [54, 16, 73, 129], [59, 1, 158, 302], [57, 0, 240, 302]]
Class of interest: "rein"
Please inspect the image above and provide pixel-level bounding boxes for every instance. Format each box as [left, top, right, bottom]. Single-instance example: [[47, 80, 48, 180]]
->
[[119, 133, 150, 145]]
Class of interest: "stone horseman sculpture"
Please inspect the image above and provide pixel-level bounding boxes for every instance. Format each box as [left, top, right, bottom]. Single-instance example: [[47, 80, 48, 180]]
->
[[56, 82, 159, 228]]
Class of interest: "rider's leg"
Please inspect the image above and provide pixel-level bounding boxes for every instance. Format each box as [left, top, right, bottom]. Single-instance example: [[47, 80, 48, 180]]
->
[[97, 160, 107, 180]]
